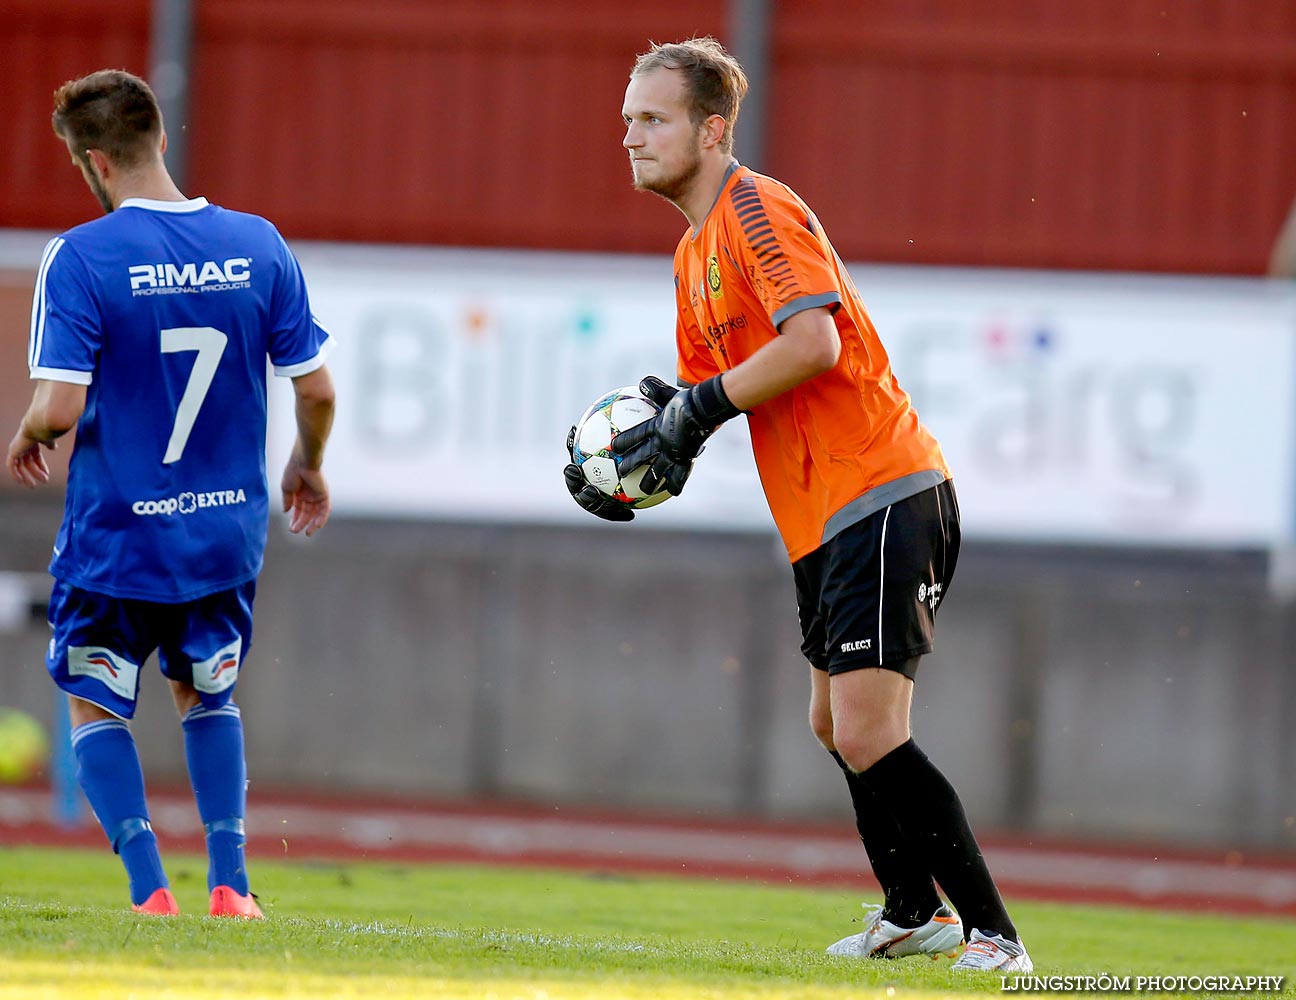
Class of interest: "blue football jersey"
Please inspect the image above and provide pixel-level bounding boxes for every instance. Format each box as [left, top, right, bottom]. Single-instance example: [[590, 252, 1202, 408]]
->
[[28, 197, 333, 602]]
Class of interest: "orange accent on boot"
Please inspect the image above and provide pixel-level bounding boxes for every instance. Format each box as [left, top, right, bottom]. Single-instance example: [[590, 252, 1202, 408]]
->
[[209, 885, 264, 919], [132, 887, 179, 915]]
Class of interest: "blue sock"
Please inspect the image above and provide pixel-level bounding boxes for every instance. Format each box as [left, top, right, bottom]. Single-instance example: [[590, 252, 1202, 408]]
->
[[72, 719, 168, 906], [182, 703, 250, 894]]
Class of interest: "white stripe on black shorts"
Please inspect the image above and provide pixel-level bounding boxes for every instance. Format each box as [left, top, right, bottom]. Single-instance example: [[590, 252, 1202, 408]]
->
[[792, 479, 960, 678]]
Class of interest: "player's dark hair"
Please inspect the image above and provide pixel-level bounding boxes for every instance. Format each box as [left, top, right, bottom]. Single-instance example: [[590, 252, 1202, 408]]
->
[[51, 69, 163, 168], [632, 37, 749, 155]]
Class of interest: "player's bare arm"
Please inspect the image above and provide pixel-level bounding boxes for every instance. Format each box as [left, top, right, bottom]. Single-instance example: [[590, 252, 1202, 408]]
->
[[611, 310, 841, 495], [717, 306, 841, 411], [6, 380, 87, 487], [281, 365, 335, 536]]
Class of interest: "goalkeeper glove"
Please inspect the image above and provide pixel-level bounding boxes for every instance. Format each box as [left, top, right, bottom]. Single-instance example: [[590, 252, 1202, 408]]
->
[[564, 426, 635, 522], [611, 374, 741, 496]]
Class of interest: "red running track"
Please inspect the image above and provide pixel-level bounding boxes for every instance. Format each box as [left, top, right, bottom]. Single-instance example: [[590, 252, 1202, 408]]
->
[[2, 784, 1294, 919]]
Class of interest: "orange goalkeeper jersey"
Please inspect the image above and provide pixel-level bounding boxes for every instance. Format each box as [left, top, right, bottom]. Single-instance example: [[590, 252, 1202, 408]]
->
[[674, 163, 950, 563]]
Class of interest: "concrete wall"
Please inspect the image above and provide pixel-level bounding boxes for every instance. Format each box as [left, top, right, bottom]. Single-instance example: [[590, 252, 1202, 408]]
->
[[2, 498, 1292, 851]]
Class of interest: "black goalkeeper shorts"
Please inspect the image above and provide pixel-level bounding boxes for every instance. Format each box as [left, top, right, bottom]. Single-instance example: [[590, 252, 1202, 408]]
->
[[793, 479, 960, 678]]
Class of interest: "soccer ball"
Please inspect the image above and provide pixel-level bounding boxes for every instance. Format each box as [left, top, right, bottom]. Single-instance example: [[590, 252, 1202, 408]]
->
[[0, 707, 50, 784], [570, 385, 675, 509]]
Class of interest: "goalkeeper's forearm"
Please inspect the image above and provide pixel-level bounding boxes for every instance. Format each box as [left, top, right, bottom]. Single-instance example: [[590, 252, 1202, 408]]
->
[[716, 307, 840, 410]]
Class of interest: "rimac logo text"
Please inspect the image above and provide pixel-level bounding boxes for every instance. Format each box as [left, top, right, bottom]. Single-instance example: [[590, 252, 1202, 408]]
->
[[129, 258, 251, 296]]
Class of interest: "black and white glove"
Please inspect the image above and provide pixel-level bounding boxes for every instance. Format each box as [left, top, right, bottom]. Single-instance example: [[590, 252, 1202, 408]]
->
[[564, 426, 634, 522], [611, 374, 741, 496]]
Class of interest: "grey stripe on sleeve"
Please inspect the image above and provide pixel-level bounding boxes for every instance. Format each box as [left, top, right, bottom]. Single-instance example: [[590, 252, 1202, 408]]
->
[[772, 291, 841, 330]]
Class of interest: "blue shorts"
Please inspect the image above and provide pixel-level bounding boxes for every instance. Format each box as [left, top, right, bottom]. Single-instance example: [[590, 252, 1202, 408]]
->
[[45, 579, 256, 720]]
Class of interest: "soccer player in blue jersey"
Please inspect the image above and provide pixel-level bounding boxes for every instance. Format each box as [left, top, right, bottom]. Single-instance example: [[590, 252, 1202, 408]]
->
[[5, 69, 336, 917]]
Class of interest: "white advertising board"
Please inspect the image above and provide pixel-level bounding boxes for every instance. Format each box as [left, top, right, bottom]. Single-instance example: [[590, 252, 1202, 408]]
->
[[263, 245, 1296, 549], [861, 266, 1296, 547]]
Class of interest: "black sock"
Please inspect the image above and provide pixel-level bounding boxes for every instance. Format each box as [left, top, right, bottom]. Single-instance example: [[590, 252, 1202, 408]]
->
[[830, 750, 943, 927], [858, 739, 1018, 943]]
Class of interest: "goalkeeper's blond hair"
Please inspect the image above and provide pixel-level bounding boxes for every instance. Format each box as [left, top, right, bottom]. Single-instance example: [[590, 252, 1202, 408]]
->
[[632, 37, 749, 155]]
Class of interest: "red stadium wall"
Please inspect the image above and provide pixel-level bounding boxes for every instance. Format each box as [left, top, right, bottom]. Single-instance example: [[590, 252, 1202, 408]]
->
[[770, 1, 1296, 273], [4, 1, 152, 231], [2, 0, 1294, 274]]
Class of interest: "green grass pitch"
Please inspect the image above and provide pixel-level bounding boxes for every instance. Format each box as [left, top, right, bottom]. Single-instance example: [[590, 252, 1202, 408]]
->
[[1, 845, 1293, 999]]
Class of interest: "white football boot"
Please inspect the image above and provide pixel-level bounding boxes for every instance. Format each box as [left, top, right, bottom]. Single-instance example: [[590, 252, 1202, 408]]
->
[[951, 928, 1034, 972], [826, 902, 964, 959]]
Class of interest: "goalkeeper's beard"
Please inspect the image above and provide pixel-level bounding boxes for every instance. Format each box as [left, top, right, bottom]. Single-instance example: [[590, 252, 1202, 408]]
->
[[632, 144, 704, 203]]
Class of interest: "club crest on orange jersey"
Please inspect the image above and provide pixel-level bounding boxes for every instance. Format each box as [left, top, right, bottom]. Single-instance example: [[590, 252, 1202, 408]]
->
[[706, 254, 723, 299]]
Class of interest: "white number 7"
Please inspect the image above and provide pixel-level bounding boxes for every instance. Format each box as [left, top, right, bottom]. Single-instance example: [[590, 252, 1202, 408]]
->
[[160, 326, 228, 464]]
